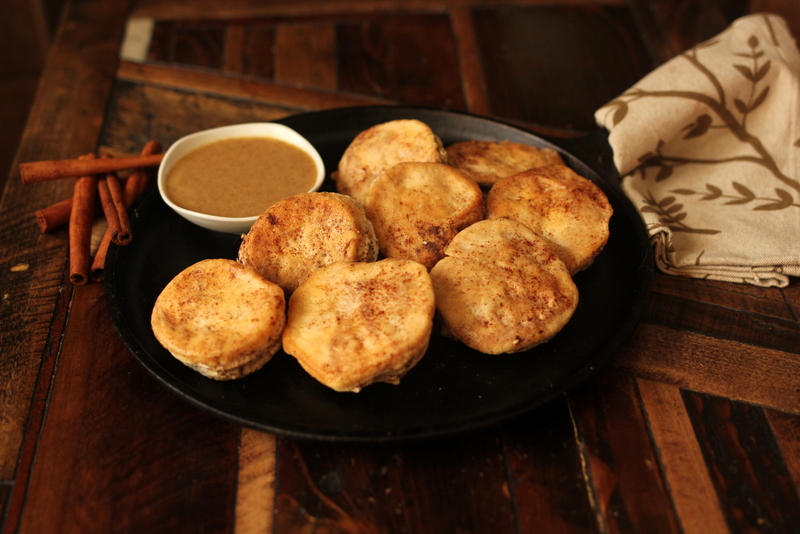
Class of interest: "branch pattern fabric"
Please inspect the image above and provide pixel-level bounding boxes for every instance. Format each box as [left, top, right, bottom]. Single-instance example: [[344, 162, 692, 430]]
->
[[596, 13, 800, 287]]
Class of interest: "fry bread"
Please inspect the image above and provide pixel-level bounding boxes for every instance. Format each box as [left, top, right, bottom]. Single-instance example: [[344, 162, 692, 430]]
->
[[364, 161, 484, 270], [282, 259, 435, 392], [486, 164, 612, 274], [430, 219, 578, 355], [334, 119, 447, 204], [151, 259, 286, 380], [446, 140, 564, 187], [238, 192, 378, 293]]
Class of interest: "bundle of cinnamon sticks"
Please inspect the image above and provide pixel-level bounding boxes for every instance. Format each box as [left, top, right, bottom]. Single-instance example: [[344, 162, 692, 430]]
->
[[22, 141, 164, 284]]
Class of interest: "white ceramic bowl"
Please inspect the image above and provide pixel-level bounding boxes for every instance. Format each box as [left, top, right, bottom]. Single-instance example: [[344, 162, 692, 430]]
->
[[158, 122, 325, 234]]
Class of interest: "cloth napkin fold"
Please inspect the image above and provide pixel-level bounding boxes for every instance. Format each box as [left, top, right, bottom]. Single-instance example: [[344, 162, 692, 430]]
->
[[595, 13, 800, 287]]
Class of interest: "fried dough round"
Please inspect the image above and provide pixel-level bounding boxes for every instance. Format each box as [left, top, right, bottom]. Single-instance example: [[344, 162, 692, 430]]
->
[[238, 192, 378, 293], [429, 219, 578, 355], [446, 140, 564, 187], [151, 258, 286, 380], [334, 119, 447, 205], [363, 161, 484, 270], [282, 259, 435, 393], [486, 164, 612, 274]]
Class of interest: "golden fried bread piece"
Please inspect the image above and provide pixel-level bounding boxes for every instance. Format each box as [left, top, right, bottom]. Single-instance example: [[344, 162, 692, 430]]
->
[[151, 259, 286, 380], [430, 219, 578, 355], [486, 164, 612, 274], [363, 161, 484, 270], [446, 140, 564, 187], [238, 192, 378, 293], [334, 119, 447, 204], [282, 259, 435, 393]]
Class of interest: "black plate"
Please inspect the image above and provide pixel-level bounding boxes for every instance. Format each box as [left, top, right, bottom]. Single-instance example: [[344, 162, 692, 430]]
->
[[105, 106, 653, 443]]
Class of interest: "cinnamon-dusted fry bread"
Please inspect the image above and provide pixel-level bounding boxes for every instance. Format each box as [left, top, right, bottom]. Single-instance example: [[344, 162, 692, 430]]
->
[[151, 259, 286, 380], [486, 164, 612, 274], [363, 162, 484, 270], [446, 140, 564, 187], [334, 119, 447, 204], [238, 192, 378, 293], [430, 219, 578, 355], [283, 259, 436, 393]]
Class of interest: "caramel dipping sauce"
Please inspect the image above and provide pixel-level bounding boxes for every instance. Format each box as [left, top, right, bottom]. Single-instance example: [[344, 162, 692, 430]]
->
[[158, 123, 325, 234], [164, 137, 318, 218]]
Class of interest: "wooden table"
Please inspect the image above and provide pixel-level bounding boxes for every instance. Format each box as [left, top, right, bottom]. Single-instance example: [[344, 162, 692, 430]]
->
[[3, 1, 800, 532]]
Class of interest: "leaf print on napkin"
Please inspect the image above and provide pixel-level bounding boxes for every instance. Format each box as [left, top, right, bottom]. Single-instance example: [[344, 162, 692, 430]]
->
[[682, 114, 713, 138], [672, 184, 800, 211], [601, 32, 800, 199], [640, 190, 720, 234]]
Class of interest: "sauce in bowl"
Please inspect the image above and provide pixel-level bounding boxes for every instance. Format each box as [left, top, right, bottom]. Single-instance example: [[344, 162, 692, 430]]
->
[[164, 136, 318, 218]]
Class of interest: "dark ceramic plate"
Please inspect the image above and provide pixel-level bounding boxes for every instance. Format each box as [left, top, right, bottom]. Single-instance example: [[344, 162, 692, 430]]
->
[[105, 106, 653, 443]]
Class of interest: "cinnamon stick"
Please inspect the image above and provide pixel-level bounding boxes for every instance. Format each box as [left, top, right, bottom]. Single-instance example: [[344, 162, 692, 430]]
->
[[36, 198, 73, 232], [125, 140, 162, 205], [20, 152, 164, 183], [97, 177, 121, 243], [91, 141, 162, 281], [90, 235, 112, 282], [69, 155, 98, 285], [106, 172, 132, 245], [36, 195, 108, 233], [34, 143, 162, 232]]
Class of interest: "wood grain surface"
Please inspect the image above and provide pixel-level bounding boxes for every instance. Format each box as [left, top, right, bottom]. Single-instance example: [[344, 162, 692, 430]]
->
[[0, 0, 133, 486], [1, 1, 799, 533]]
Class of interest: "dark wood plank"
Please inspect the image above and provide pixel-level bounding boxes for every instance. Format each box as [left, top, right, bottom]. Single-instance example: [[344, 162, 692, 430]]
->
[[100, 73, 393, 160], [2, 268, 72, 534], [472, 4, 655, 133], [337, 12, 467, 110], [683, 391, 800, 532], [0, 77, 38, 196], [337, 15, 393, 100], [652, 273, 793, 320], [612, 323, 800, 414], [147, 20, 227, 68], [242, 24, 275, 78], [781, 280, 800, 332], [0, 484, 9, 532], [0, 0, 133, 480], [502, 398, 598, 534], [636, 378, 730, 533], [624, 0, 679, 64], [100, 80, 299, 155], [172, 21, 225, 68], [17, 284, 240, 534], [643, 290, 800, 354], [0, 0, 49, 79], [147, 20, 177, 62], [223, 24, 245, 72], [628, 0, 781, 64], [236, 429, 277, 534], [117, 61, 395, 112], [450, 8, 490, 115], [275, 432, 517, 533], [0, 0, 57, 190], [568, 372, 681, 533], [130, 0, 630, 21], [389, 13, 467, 110], [764, 409, 800, 494], [649, 0, 748, 54], [275, 21, 338, 88]]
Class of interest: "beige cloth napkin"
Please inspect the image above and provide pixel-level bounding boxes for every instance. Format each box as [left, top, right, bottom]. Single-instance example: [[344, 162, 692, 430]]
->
[[595, 13, 800, 288]]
